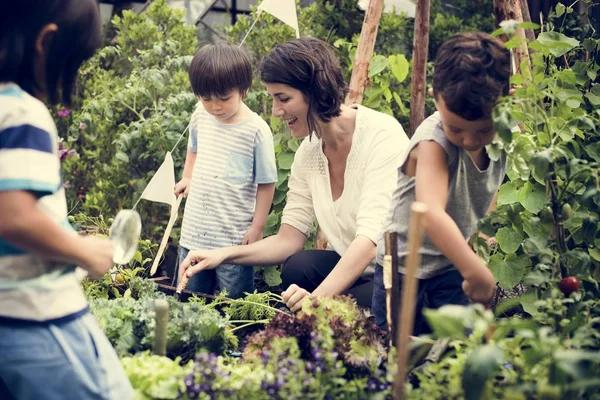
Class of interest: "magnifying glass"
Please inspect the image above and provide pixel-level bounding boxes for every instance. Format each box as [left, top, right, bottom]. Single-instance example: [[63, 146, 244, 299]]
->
[[109, 209, 142, 265]]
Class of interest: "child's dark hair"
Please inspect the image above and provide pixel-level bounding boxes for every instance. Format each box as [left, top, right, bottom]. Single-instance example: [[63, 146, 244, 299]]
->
[[433, 32, 511, 121], [0, 0, 102, 106], [260, 37, 349, 138], [189, 43, 252, 98]]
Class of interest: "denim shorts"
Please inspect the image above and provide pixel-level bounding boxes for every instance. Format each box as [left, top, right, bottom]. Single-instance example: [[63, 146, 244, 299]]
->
[[0, 311, 133, 400], [177, 246, 254, 299]]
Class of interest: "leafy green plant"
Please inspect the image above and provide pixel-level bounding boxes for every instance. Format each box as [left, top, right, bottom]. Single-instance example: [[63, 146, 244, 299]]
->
[[477, 14, 600, 309], [57, 0, 197, 243], [121, 351, 193, 400], [90, 283, 230, 360], [409, 303, 600, 400], [182, 296, 391, 399]]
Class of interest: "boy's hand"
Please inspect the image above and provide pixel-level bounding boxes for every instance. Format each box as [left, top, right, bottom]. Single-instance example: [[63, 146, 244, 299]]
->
[[242, 225, 263, 245], [174, 178, 191, 198], [282, 284, 312, 312], [462, 265, 496, 305], [77, 236, 114, 279]]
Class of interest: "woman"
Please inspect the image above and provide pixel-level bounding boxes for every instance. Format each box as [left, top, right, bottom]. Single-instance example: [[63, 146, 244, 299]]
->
[[179, 37, 409, 311]]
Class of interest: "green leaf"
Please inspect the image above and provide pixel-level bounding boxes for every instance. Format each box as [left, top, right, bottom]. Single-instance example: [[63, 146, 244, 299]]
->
[[277, 152, 295, 170], [389, 54, 409, 83], [555, 3, 566, 17], [424, 305, 475, 339], [369, 55, 389, 77], [496, 227, 522, 253], [497, 181, 521, 206], [589, 247, 600, 262], [462, 345, 503, 400], [530, 32, 579, 57], [519, 289, 540, 316], [262, 266, 282, 287], [489, 253, 527, 289], [116, 151, 130, 163], [518, 182, 547, 214], [585, 142, 600, 163]]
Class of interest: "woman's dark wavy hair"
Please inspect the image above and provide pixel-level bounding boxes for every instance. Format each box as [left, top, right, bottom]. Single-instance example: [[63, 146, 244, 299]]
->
[[433, 32, 511, 121], [0, 0, 102, 106], [260, 37, 349, 138]]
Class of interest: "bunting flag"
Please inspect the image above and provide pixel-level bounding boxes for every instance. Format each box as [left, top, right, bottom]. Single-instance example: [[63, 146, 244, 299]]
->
[[257, 0, 300, 38], [135, 151, 182, 276], [139, 151, 176, 207]]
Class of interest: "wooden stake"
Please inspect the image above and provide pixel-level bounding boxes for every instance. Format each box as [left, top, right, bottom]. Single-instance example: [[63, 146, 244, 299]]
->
[[150, 194, 184, 276], [383, 232, 394, 345], [394, 202, 428, 400], [346, 0, 384, 105], [384, 231, 400, 346], [408, 0, 431, 137], [152, 299, 169, 356], [493, 0, 532, 80]]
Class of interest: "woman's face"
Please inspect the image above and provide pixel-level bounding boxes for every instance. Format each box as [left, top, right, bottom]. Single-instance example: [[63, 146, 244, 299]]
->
[[265, 83, 310, 138]]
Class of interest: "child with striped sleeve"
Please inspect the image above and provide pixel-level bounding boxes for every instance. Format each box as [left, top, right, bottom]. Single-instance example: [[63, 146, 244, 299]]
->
[[174, 43, 277, 298], [0, 1, 132, 398]]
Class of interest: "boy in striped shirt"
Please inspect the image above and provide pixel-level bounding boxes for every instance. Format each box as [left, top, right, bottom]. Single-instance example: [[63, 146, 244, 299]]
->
[[174, 43, 277, 298]]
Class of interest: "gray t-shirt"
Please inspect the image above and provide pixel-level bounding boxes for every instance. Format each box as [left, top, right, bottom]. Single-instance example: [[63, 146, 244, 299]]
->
[[375, 112, 507, 279]]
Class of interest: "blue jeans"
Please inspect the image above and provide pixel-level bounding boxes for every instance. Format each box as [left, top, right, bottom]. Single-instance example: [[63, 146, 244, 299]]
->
[[0, 311, 133, 400], [371, 265, 470, 335], [177, 246, 254, 299]]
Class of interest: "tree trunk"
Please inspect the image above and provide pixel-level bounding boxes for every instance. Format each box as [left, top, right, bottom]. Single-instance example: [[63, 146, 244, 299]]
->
[[520, 0, 536, 43], [408, 0, 431, 138], [346, 0, 385, 105], [493, 0, 532, 80]]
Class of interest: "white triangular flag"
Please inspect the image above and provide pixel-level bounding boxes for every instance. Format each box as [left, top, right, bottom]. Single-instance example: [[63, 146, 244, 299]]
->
[[257, 0, 300, 38], [139, 151, 176, 207]]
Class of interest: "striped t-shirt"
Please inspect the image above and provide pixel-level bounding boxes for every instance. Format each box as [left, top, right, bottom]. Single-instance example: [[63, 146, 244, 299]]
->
[[179, 103, 277, 251], [0, 82, 88, 322]]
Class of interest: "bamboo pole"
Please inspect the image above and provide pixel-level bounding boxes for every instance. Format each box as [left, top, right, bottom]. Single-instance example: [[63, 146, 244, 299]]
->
[[346, 0, 385, 105], [408, 0, 431, 137], [393, 202, 428, 400], [493, 0, 532, 80]]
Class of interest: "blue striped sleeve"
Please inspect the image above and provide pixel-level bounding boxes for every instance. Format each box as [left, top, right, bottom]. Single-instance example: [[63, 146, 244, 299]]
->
[[0, 125, 59, 197], [0, 125, 53, 153]]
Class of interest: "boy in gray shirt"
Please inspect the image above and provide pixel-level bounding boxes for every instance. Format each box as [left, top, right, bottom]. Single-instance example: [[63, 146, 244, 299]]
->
[[373, 32, 511, 335]]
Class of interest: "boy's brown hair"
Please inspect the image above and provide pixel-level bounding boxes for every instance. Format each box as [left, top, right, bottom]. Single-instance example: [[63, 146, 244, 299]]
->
[[189, 43, 252, 98], [433, 32, 511, 121]]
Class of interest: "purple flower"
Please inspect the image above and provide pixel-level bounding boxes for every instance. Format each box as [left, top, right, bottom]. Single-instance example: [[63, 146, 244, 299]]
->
[[57, 108, 71, 117], [79, 122, 87, 130]]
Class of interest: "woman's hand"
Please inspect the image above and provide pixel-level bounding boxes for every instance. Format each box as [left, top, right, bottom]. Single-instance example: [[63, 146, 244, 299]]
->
[[282, 284, 312, 312], [179, 248, 228, 280]]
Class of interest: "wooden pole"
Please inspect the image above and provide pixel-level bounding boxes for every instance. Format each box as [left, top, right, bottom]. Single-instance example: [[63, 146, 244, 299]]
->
[[393, 202, 428, 400], [384, 231, 400, 346], [408, 0, 431, 138], [346, 0, 385, 105], [153, 299, 169, 356], [519, 0, 536, 44], [493, 0, 532, 80], [150, 194, 183, 276], [384, 232, 394, 345]]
